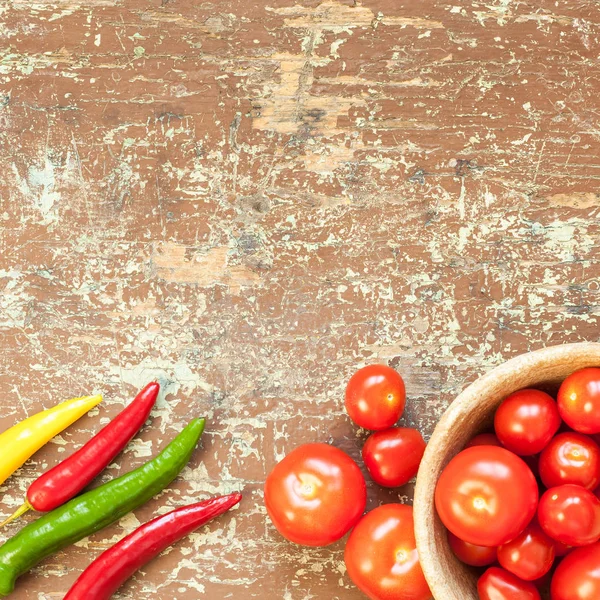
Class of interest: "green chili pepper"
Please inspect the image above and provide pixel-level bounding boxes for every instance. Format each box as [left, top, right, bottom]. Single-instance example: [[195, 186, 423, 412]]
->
[[0, 418, 205, 597]]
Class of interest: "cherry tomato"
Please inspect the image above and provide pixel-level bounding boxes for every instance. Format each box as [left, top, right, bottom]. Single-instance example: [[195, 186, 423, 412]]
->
[[558, 368, 600, 434], [538, 484, 600, 547], [478, 567, 541, 600], [362, 427, 426, 488], [344, 504, 431, 600], [345, 364, 406, 430], [448, 531, 497, 567], [539, 432, 600, 490], [497, 521, 555, 581], [264, 443, 366, 546], [551, 541, 600, 600], [435, 446, 538, 547], [494, 389, 561, 455], [465, 433, 501, 448]]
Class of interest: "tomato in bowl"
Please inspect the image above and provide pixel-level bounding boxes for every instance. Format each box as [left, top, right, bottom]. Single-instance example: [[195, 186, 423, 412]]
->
[[414, 343, 600, 600]]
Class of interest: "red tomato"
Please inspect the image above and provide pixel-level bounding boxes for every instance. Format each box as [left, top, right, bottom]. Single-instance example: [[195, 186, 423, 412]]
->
[[345, 365, 406, 430], [497, 521, 555, 581], [264, 443, 366, 546], [344, 504, 431, 600], [478, 567, 541, 600], [558, 368, 600, 434], [435, 446, 538, 547], [494, 389, 561, 455], [448, 531, 497, 567], [538, 484, 600, 547], [362, 427, 426, 488], [539, 432, 600, 490], [551, 541, 600, 600], [465, 433, 501, 448]]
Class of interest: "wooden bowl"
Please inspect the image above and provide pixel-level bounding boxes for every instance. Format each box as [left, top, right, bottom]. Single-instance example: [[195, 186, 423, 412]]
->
[[414, 342, 600, 600]]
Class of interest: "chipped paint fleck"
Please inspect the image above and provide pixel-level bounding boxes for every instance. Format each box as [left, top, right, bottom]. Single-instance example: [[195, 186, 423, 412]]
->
[[152, 243, 262, 293]]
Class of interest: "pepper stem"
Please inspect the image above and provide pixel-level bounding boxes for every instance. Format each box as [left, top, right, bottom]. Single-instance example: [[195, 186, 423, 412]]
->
[[0, 501, 32, 528]]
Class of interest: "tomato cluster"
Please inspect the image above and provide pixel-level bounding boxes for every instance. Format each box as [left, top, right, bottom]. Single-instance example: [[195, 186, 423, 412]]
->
[[436, 367, 600, 600], [265, 364, 431, 600]]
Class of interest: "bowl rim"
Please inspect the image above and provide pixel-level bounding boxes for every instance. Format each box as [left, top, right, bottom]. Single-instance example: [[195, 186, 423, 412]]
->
[[414, 342, 600, 600]]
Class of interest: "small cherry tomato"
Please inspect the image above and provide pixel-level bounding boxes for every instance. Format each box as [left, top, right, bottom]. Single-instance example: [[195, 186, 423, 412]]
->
[[344, 504, 431, 600], [558, 367, 600, 434], [497, 521, 555, 581], [345, 364, 406, 430], [551, 541, 600, 600], [465, 433, 501, 448], [265, 443, 366, 546], [539, 432, 600, 490], [435, 446, 538, 547], [478, 567, 541, 600], [538, 484, 600, 547], [362, 427, 426, 488], [448, 531, 497, 567], [494, 389, 561, 455]]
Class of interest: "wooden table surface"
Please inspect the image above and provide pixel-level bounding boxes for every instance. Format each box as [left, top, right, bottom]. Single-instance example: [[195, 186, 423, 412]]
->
[[1, 1, 599, 598]]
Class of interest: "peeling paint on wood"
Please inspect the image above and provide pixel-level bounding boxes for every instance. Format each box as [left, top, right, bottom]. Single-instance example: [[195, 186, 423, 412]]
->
[[1, 0, 600, 598]]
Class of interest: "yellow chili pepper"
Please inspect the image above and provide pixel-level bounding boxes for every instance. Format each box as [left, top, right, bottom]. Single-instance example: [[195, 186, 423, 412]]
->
[[0, 394, 102, 487]]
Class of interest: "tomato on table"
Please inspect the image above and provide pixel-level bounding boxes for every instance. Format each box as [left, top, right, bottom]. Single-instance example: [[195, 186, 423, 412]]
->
[[344, 504, 431, 600], [494, 389, 561, 455], [435, 446, 538, 547], [478, 567, 540, 600], [345, 364, 406, 430], [538, 484, 600, 547], [448, 532, 497, 567], [551, 541, 600, 600], [558, 368, 600, 434], [465, 433, 501, 448], [362, 427, 426, 488], [497, 521, 555, 581], [539, 432, 600, 490], [264, 443, 366, 546]]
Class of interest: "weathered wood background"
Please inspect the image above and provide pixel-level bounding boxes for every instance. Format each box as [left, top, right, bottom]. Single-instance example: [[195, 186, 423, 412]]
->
[[1, 0, 599, 598]]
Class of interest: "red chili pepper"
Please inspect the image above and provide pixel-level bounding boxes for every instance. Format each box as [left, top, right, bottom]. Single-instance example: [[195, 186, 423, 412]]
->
[[1, 382, 160, 526], [64, 492, 242, 600]]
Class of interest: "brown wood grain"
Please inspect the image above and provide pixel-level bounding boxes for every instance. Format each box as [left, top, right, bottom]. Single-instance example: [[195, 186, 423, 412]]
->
[[0, 0, 599, 598]]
